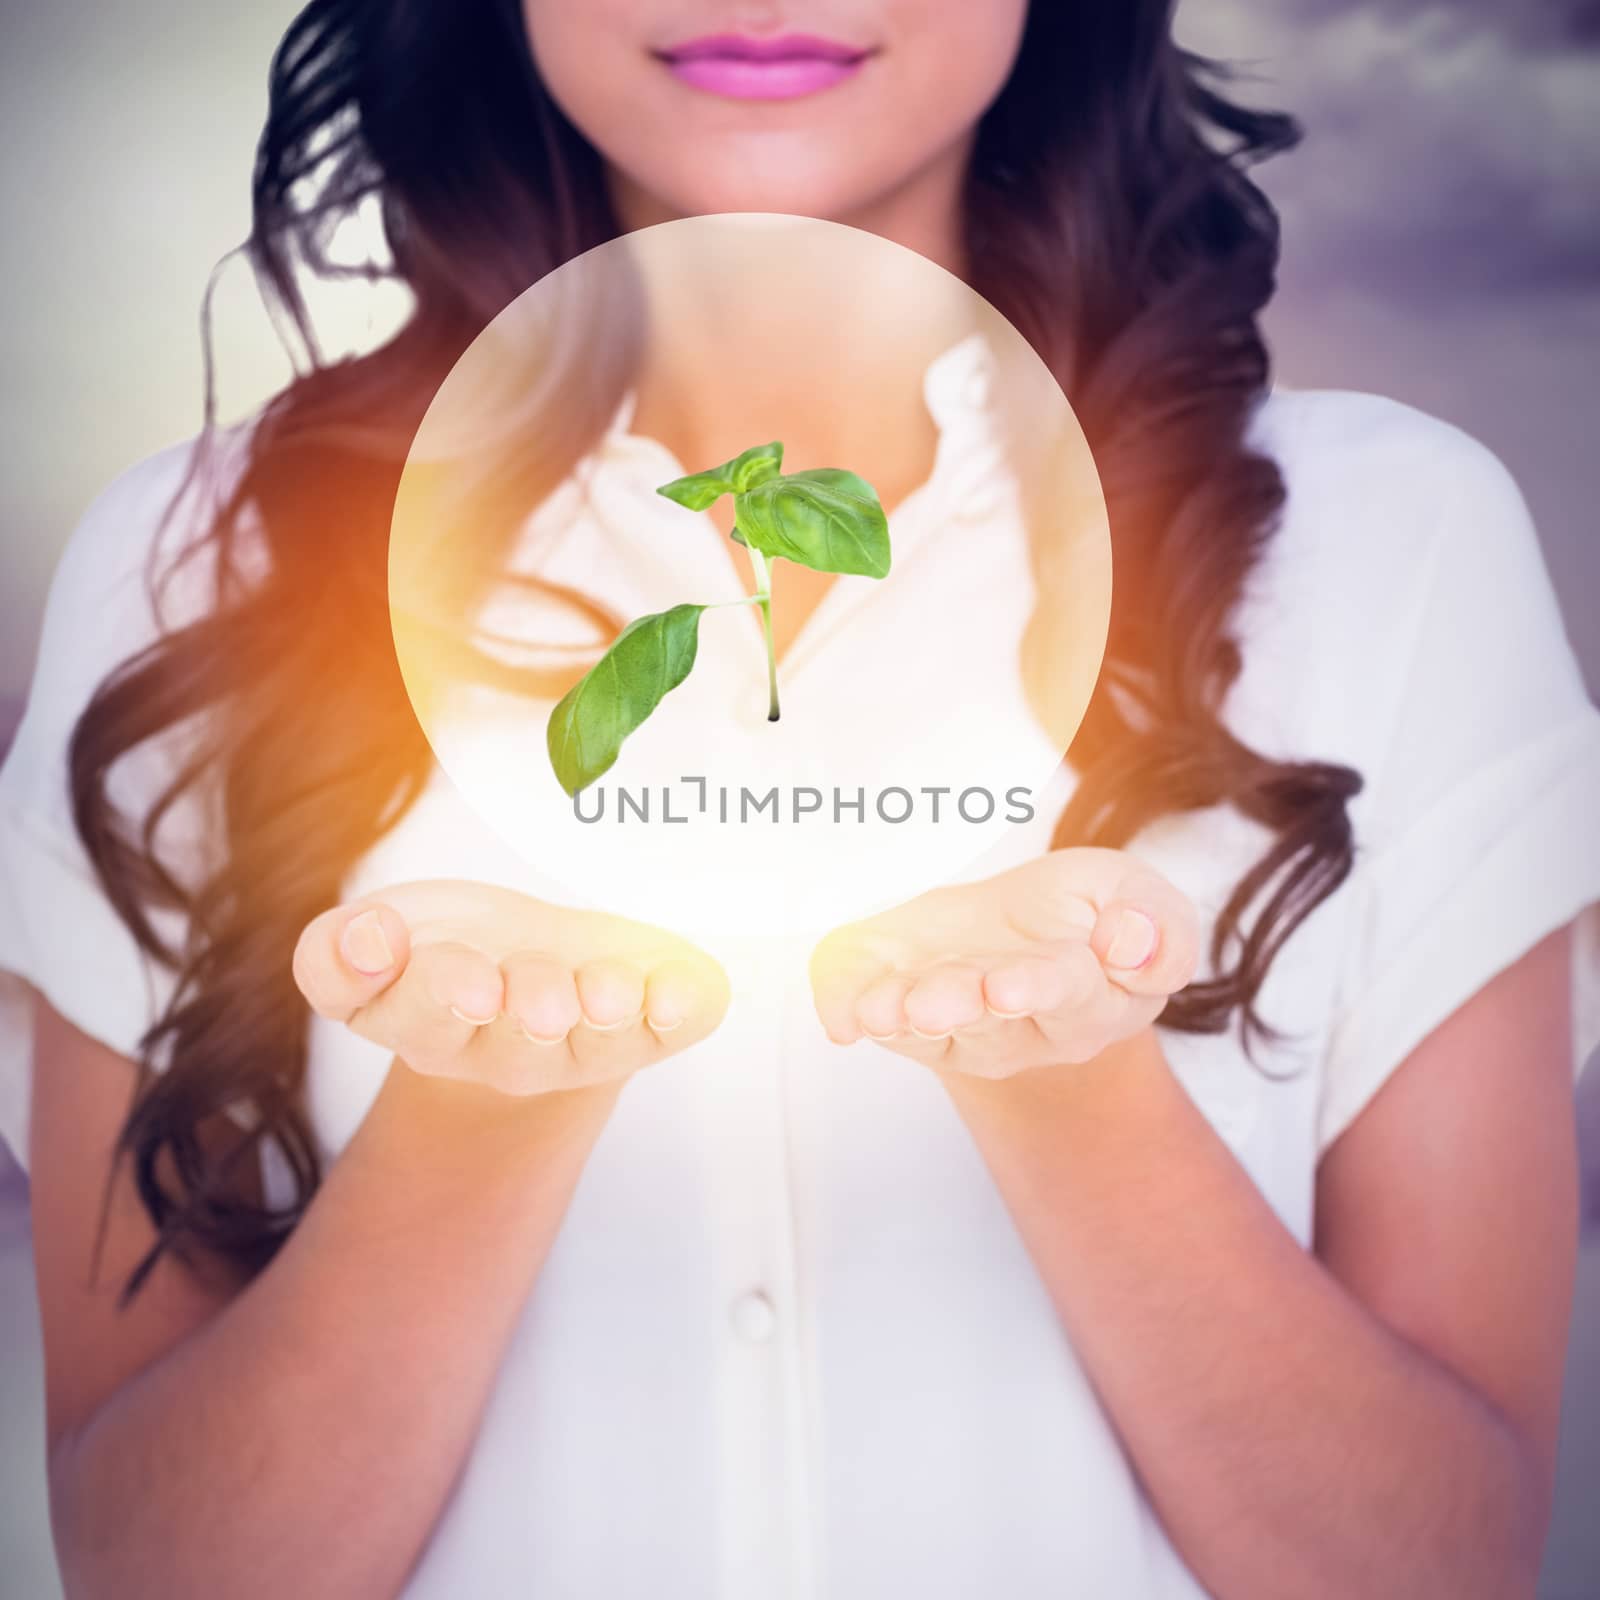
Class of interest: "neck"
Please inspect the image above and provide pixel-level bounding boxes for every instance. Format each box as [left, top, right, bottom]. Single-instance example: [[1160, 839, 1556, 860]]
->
[[607, 148, 977, 489]]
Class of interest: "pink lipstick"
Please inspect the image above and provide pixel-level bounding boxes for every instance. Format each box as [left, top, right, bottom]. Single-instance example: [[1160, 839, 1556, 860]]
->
[[657, 33, 873, 101]]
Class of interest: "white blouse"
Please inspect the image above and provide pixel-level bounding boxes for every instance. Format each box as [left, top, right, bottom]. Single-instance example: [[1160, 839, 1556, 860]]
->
[[4, 331, 1600, 1600]]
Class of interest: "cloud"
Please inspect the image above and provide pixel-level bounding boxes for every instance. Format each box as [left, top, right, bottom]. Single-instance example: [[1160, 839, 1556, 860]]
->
[[1177, 0, 1600, 296], [1280, 0, 1600, 50]]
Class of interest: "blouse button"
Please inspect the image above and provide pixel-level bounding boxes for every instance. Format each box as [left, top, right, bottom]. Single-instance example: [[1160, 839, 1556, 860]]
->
[[728, 1288, 778, 1344]]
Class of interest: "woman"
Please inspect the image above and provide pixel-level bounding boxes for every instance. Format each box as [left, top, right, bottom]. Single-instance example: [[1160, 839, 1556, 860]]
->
[[4, 2, 1598, 1596]]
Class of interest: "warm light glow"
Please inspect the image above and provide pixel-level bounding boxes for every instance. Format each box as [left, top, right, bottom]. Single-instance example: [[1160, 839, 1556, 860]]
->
[[390, 214, 1111, 941]]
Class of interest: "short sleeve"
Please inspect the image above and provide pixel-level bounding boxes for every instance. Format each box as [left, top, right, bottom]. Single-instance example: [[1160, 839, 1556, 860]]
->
[[0, 431, 245, 1173], [1318, 426, 1600, 1153]]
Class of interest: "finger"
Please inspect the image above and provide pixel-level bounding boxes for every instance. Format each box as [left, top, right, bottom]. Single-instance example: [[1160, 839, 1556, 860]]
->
[[643, 957, 709, 1038], [1090, 875, 1201, 997], [292, 902, 411, 1022], [354, 939, 505, 1071], [809, 926, 895, 1044], [981, 952, 1081, 1020], [502, 953, 582, 1044], [574, 959, 646, 1032], [856, 972, 916, 1041], [903, 963, 987, 1040], [569, 953, 729, 1077], [1025, 944, 1116, 1054]]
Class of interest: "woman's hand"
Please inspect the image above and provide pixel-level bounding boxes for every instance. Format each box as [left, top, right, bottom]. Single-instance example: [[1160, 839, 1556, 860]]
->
[[293, 879, 731, 1096], [809, 847, 1200, 1080]]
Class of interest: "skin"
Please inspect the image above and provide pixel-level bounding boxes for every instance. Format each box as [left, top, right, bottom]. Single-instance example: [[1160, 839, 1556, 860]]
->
[[35, 886, 729, 1599], [523, 0, 1029, 661], [29, 3, 1578, 1596], [813, 863, 1577, 1599]]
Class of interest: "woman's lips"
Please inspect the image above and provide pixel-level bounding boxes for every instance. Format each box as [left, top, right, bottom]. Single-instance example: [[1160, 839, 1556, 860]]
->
[[657, 33, 873, 101]]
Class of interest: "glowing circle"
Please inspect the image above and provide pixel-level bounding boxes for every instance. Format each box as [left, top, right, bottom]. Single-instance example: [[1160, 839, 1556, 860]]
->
[[390, 213, 1110, 942]]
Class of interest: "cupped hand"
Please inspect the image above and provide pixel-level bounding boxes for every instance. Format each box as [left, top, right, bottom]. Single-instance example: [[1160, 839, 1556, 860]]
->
[[809, 848, 1201, 1080], [292, 879, 730, 1096]]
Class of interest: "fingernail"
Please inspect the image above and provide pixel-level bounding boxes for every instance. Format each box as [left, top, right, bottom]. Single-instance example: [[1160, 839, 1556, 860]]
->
[[862, 1027, 901, 1042], [450, 1004, 499, 1027], [648, 1014, 684, 1034], [341, 911, 394, 975], [516, 1021, 569, 1045], [586, 1011, 642, 1033], [1105, 909, 1158, 971]]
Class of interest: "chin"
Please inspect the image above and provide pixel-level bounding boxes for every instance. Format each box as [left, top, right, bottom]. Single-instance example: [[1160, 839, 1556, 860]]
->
[[629, 147, 887, 227]]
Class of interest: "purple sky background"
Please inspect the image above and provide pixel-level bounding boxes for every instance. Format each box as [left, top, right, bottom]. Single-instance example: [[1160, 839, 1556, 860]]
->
[[1179, 0, 1599, 699], [0, 7, 1595, 1597]]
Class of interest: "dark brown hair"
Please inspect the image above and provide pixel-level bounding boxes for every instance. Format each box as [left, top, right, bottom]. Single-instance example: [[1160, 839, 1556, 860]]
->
[[69, 0, 1360, 1301]]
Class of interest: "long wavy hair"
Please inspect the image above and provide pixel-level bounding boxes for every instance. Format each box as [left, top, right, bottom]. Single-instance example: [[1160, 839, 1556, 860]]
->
[[69, 0, 1361, 1302]]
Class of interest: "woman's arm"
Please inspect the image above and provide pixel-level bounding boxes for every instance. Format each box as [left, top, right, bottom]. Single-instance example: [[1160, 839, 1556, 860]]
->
[[32, 881, 730, 1600], [937, 926, 1577, 1600], [32, 992, 617, 1600]]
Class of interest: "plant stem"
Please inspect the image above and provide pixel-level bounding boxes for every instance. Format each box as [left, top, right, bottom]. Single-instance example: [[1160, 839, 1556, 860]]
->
[[759, 594, 780, 721], [743, 540, 781, 722]]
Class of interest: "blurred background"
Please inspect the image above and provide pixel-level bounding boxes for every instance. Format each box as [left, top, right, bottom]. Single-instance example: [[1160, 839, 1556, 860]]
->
[[0, 1, 1595, 1594]]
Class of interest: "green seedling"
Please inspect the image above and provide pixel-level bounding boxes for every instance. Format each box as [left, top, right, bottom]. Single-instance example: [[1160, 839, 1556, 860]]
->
[[546, 440, 890, 796]]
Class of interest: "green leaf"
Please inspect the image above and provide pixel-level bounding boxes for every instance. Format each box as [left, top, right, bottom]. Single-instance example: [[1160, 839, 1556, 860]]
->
[[656, 471, 730, 513], [726, 440, 785, 492], [656, 440, 784, 512], [733, 468, 891, 578], [546, 603, 706, 795]]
